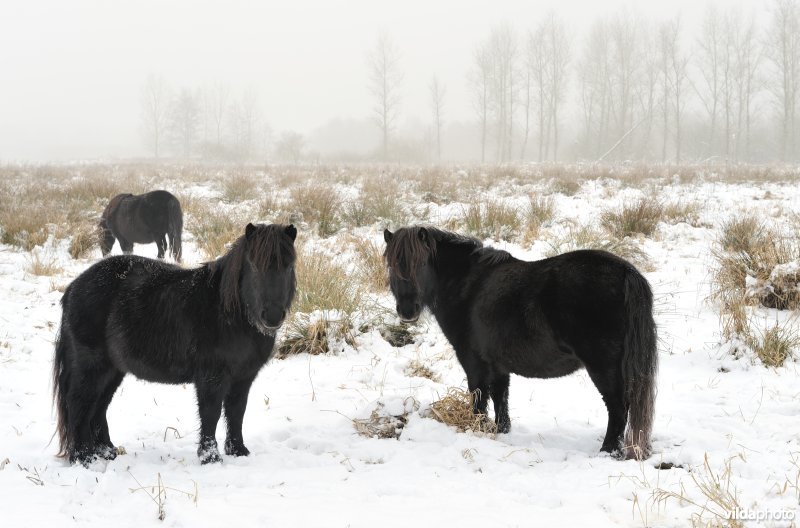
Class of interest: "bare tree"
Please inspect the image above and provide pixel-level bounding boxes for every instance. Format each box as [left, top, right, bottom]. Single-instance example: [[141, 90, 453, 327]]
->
[[229, 88, 261, 161], [543, 12, 571, 161], [168, 88, 200, 159], [429, 76, 446, 161], [274, 131, 305, 164], [205, 81, 229, 147], [486, 24, 518, 162], [658, 18, 689, 163], [578, 19, 613, 158], [733, 13, 762, 160], [470, 44, 491, 162], [766, 0, 800, 160], [140, 74, 171, 159], [368, 33, 403, 161]]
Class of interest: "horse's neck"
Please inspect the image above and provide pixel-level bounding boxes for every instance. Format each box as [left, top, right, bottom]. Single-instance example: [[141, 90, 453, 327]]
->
[[428, 243, 478, 315]]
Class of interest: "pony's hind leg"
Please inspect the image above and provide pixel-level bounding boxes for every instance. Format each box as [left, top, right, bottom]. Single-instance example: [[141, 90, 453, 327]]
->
[[586, 365, 628, 456], [195, 380, 227, 464], [118, 237, 134, 255], [155, 235, 167, 259], [489, 373, 511, 433], [91, 370, 125, 460], [223, 376, 257, 457]]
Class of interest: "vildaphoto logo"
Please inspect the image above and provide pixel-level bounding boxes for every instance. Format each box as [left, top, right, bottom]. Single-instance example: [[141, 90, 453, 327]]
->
[[730, 508, 796, 522]]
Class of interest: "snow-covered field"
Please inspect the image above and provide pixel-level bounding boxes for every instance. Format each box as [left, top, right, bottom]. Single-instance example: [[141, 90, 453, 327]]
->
[[1, 165, 799, 527]]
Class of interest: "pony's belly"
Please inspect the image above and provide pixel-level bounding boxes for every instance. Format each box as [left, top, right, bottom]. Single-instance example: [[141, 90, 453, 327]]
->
[[493, 343, 584, 379], [108, 342, 193, 384]]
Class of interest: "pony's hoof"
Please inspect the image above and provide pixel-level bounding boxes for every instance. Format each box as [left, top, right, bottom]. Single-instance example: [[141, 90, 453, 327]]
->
[[198, 446, 222, 464], [495, 421, 511, 434], [224, 440, 250, 457], [98, 447, 117, 461], [70, 451, 97, 467]]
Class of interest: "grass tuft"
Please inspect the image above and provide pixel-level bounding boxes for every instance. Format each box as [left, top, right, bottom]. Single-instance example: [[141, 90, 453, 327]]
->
[[601, 197, 663, 238]]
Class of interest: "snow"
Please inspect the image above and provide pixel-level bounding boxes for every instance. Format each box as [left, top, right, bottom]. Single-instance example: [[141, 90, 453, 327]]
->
[[1, 173, 799, 527]]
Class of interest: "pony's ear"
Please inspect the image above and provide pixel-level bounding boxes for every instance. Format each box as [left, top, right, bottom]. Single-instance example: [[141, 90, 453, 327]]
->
[[383, 229, 393, 244], [418, 227, 429, 245], [245, 223, 257, 240], [285, 224, 297, 241]]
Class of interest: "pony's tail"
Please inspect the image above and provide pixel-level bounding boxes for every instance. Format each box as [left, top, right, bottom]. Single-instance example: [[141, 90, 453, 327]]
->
[[167, 197, 183, 263], [621, 269, 658, 460], [52, 317, 71, 458]]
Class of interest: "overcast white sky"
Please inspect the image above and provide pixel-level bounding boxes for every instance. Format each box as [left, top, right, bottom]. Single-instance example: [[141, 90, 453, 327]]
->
[[0, 0, 764, 161]]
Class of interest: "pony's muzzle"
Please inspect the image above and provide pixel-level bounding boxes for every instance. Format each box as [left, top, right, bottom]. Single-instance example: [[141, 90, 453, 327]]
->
[[397, 303, 421, 323], [261, 307, 287, 329]]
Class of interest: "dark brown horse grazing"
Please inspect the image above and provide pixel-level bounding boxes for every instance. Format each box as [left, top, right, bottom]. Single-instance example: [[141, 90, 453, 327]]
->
[[383, 226, 658, 460], [54, 223, 297, 466], [100, 190, 183, 262]]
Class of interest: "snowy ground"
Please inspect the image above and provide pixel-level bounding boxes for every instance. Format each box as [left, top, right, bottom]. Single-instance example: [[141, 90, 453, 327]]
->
[[1, 169, 799, 527]]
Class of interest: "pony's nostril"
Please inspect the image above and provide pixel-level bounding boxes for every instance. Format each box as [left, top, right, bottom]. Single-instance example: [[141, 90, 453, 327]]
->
[[414, 303, 421, 312], [396, 304, 401, 314], [260, 309, 267, 320]]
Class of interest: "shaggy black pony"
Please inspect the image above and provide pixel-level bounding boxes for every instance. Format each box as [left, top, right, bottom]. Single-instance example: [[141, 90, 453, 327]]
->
[[100, 190, 183, 262], [383, 226, 658, 459], [53, 223, 297, 465]]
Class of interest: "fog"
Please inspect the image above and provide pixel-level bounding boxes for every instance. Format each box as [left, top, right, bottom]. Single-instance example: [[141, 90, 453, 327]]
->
[[0, 0, 792, 163]]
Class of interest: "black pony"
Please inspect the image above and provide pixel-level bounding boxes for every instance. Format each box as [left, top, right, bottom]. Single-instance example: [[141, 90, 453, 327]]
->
[[53, 223, 297, 465], [100, 190, 183, 262], [384, 226, 658, 459]]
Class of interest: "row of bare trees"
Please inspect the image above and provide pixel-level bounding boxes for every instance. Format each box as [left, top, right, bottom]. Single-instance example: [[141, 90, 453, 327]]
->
[[369, 1, 800, 163], [141, 1, 800, 164], [462, 1, 800, 163], [140, 75, 281, 161]]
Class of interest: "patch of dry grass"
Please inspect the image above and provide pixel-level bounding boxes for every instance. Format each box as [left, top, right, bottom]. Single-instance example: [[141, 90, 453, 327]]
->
[[222, 172, 257, 203], [68, 222, 99, 259], [290, 184, 341, 237], [546, 224, 652, 271], [745, 322, 799, 368], [461, 200, 521, 241], [653, 454, 744, 528], [662, 200, 703, 227], [188, 204, 242, 260], [427, 387, 497, 436], [276, 313, 355, 358], [405, 359, 440, 382], [293, 248, 364, 315], [353, 399, 419, 439], [713, 226, 800, 312], [601, 197, 663, 238], [351, 237, 387, 291], [27, 250, 62, 276], [719, 215, 764, 253]]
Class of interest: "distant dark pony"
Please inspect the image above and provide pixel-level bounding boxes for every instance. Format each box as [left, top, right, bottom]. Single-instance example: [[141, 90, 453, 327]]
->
[[384, 226, 658, 459], [53, 223, 297, 465], [100, 190, 183, 262]]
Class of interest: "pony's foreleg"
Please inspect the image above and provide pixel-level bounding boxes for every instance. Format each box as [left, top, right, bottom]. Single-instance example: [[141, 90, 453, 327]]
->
[[195, 381, 227, 464], [223, 376, 256, 457], [489, 373, 511, 433], [462, 354, 491, 416]]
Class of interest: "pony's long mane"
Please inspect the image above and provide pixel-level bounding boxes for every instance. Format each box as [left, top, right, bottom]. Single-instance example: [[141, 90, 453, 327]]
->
[[211, 224, 296, 316], [385, 226, 511, 282]]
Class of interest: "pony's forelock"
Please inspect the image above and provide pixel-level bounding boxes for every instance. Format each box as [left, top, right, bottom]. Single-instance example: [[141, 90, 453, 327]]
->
[[214, 224, 296, 316], [384, 227, 438, 284]]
